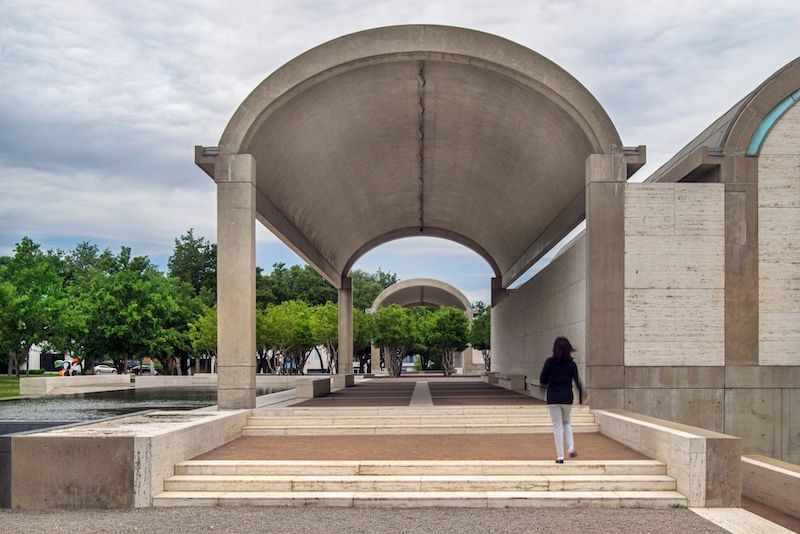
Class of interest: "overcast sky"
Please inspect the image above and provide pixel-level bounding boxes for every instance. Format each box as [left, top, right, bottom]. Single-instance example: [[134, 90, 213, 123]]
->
[[1, 0, 798, 304]]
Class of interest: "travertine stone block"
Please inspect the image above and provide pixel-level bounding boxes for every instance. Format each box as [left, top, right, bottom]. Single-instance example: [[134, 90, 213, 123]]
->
[[758, 155, 800, 208], [624, 183, 724, 367], [760, 103, 800, 155], [674, 184, 725, 236], [759, 124, 800, 366]]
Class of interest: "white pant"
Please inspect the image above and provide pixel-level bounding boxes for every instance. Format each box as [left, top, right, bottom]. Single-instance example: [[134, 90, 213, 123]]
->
[[548, 404, 574, 459]]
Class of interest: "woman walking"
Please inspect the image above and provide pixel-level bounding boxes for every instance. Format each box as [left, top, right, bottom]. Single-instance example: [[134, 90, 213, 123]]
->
[[539, 337, 583, 463]]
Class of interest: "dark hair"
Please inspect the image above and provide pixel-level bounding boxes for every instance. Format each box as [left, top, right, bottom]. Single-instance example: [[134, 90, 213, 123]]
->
[[552, 337, 574, 363]]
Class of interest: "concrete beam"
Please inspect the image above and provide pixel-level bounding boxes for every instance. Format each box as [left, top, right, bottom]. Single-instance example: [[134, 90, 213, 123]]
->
[[254, 189, 341, 288], [502, 190, 586, 287], [643, 146, 723, 184]]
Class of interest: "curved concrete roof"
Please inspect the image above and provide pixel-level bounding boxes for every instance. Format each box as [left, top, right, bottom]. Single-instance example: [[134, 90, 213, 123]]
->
[[646, 57, 800, 183], [208, 25, 623, 287], [369, 278, 473, 314]]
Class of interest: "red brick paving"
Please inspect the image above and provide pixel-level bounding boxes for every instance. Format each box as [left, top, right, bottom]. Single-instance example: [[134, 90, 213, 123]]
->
[[196, 433, 646, 461]]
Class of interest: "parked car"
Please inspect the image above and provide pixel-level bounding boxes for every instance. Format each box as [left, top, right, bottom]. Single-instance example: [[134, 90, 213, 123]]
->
[[130, 364, 158, 375], [93, 364, 117, 374]]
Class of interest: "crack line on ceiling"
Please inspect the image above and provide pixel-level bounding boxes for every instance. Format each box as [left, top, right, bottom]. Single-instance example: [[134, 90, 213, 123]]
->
[[416, 61, 426, 233]]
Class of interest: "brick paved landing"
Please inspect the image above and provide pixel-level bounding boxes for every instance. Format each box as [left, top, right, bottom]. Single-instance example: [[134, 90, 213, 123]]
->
[[196, 433, 646, 461], [294, 378, 543, 407]]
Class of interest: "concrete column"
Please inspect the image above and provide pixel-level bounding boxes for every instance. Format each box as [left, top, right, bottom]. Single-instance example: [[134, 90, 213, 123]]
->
[[720, 156, 759, 366], [585, 152, 626, 409], [215, 154, 257, 410], [334, 276, 355, 388], [370, 345, 382, 375]]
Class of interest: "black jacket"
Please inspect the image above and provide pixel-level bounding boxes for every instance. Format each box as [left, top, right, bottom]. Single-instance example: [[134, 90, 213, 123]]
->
[[539, 357, 582, 405]]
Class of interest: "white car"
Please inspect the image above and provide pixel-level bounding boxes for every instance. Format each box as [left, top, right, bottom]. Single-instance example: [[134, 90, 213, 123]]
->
[[93, 364, 117, 374]]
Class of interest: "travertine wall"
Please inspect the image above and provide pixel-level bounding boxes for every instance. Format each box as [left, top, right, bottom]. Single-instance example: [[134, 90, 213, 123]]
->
[[623, 183, 725, 366], [758, 103, 800, 366], [492, 234, 586, 387]]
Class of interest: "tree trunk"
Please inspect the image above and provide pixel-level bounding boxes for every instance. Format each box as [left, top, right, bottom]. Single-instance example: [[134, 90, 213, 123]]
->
[[441, 349, 455, 377], [482, 349, 491, 371]]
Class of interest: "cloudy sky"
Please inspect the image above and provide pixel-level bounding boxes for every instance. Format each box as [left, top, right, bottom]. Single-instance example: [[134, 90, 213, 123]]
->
[[1, 0, 798, 304]]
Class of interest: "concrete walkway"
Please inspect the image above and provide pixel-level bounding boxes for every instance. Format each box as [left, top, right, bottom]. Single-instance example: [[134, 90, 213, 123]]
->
[[0, 507, 727, 533], [294, 378, 543, 407]]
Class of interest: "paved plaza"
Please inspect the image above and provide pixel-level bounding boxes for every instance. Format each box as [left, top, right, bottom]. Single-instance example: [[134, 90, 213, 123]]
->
[[0, 507, 729, 534]]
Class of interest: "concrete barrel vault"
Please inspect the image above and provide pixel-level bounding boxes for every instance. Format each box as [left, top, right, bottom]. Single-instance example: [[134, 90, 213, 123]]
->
[[196, 24, 641, 409], [367, 278, 478, 374]]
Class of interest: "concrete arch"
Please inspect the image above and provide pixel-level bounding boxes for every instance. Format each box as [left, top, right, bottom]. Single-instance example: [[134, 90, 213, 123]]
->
[[646, 57, 800, 183], [342, 227, 502, 280], [369, 278, 474, 314], [202, 25, 624, 289], [203, 25, 634, 407]]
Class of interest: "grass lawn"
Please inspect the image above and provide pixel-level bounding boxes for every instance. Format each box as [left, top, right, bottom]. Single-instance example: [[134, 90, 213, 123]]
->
[[0, 375, 20, 398]]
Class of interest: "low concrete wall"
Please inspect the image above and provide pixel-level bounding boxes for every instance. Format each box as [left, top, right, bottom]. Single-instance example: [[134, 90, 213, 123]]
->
[[1, 421, 81, 508], [296, 377, 331, 398], [742, 455, 800, 519], [497, 374, 525, 392], [593, 409, 740, 507], [135, 374, 327, 389], [10, 409, 249, 509], [19, 374, 131, 395]]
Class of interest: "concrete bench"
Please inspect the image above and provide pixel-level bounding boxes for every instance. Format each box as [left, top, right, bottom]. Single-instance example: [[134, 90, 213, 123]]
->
[[525, 378, 547, 401], [480, 372, 498, 384], [295, 377, 331, 399], [497, 373, 525, 392], [331, 373, 355, 389]]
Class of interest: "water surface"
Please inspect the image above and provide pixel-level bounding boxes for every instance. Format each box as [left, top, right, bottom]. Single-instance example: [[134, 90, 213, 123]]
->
[[0, 386, 284, 421]]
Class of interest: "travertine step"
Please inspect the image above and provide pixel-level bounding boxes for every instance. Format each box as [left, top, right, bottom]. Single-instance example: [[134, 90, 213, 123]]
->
[[163, 474, 676, 492], [245, 415, 597, 426], [175, 460, 667, 477], [153, 490, 688, 508], [241, 423, 600, 436], [253, 406, 592, 417]]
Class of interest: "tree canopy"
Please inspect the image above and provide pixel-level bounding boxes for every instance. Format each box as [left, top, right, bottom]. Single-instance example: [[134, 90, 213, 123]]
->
[[469, 309, 491, 371]]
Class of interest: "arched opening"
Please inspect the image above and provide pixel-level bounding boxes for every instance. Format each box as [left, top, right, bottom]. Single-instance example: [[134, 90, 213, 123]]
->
[[200, 25, 626, 409]]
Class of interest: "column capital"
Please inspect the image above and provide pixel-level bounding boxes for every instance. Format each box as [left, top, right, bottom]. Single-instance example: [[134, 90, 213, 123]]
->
[[214, 153, 256, 184]]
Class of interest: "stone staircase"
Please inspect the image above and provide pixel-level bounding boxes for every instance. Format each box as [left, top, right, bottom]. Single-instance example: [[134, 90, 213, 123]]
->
[[154, 459, 685, 507], [241, 405, 601, 436], [153, 405, 687, 508]]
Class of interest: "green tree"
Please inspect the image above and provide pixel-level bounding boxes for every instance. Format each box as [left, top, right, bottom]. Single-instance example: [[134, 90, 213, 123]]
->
[[372, 304, 417, 376], [408, 306, 436, 371], [353, 309, 373, 350], [351, 269, 398, 311], [188, 305, 217, 357], [258, 300, 314, 374], [310, 301, 338, 373], [427, 307, 469, 377], [257, 263, 337, 307], [469, 309, 491, 371], [78, 247, 191, 373], [0, 237, 73, 376], [167, 229, 216, 302]]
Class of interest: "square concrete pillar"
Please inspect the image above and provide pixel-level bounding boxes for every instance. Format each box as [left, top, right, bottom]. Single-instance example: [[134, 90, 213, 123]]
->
[[585, 152, 626, 409], [337, 276, 354, 385], [215, 153, 256, 410], [720, 156, 759, 365]]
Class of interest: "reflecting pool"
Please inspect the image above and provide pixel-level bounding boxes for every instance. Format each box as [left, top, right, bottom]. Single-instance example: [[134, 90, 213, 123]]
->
[[0, 386, 285, 421]]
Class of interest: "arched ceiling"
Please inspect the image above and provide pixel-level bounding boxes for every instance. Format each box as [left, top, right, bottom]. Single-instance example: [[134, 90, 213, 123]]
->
[[203, 25, 623, 288], [370, 278, 472, 313]]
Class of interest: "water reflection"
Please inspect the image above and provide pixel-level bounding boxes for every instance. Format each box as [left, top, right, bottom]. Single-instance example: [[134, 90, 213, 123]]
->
[[0, 386, 284, 421]]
